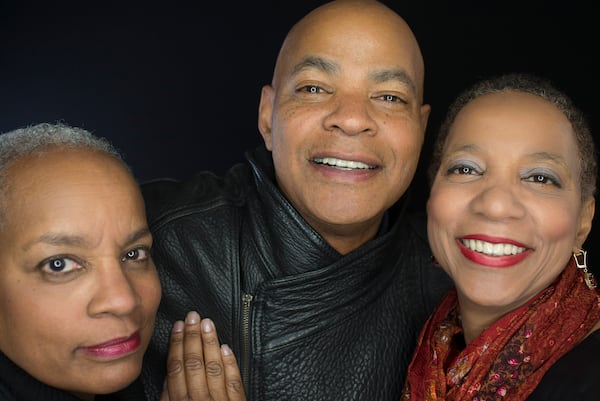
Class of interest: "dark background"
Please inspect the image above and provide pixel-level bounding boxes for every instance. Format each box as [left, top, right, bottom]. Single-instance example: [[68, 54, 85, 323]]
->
[[1, 1, 598, 261]]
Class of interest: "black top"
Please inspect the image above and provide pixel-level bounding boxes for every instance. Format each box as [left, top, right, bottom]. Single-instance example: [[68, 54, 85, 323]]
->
[[527, 329, 600, 400], [0, 351, 146, 401]]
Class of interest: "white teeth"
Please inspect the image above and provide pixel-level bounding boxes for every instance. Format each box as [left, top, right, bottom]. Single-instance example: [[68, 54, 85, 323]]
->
[[313, 157, 373, 170], [462, 239, 525, 256]]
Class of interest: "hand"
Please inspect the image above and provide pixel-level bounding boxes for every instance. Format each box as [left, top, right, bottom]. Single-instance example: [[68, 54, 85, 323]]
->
[[159, 311, 246, 401]]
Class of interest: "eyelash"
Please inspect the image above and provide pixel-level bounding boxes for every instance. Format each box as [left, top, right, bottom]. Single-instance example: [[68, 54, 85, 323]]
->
[[376, 94, 407, 104], [298, 85, 327, 94], [523, 173, 561, 188], [297, 85, 407, 104], [40, 256, 85, 274], [39, 247, 151, 275], [447, 164, 562, 188], [447, 164, 480, 176], [122, 247, 151, 262]]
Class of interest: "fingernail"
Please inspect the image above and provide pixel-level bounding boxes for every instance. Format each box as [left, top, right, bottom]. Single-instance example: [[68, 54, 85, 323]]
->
[[186, 311, 200, 324], [202, 318, 214, 333], [221, 344, 232, 355], [172, 320, 184, 333]]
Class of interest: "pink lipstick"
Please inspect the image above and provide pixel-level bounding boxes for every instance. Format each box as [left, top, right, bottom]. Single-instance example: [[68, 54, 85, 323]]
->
[[79, 331, 141, 359]]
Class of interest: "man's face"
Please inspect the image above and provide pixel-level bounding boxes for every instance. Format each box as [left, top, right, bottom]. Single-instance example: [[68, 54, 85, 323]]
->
[[258, 2, 429, 253]]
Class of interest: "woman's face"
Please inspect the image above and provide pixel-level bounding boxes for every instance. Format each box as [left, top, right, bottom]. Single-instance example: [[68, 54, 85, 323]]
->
[[427, 91, 594, 315], [0, 148, 161, 398]]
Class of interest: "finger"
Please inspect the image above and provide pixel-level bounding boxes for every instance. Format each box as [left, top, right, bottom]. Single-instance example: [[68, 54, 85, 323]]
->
[[159, 379, 170, 401], [198, 318, 229, 400], [182, 311, 211, 399], [165, 320, 188, 401], [221, 344, 246, 401]]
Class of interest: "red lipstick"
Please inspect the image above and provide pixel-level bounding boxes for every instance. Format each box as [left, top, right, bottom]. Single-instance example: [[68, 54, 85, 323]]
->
[[457, 237, 531, 268]]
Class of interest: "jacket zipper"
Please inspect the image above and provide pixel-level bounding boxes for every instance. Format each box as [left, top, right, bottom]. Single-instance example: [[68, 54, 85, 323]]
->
[[241, 292, 253, 391]]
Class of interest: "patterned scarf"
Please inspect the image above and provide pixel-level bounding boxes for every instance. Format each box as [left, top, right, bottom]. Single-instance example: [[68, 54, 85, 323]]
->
[[402, 258, 600, 400]]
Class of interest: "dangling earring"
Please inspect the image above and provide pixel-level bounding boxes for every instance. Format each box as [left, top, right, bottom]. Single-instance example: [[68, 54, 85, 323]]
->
[[573, 249, 597, 290]]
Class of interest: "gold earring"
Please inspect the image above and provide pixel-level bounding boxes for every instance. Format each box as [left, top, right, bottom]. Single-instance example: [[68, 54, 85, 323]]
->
[[573, 249, 597, 290]]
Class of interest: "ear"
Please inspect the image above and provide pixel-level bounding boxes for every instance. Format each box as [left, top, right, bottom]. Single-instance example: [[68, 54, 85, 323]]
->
[[258, 85, 275, 151], [574, 196, 595, 249], [420, 103, 431, 133]]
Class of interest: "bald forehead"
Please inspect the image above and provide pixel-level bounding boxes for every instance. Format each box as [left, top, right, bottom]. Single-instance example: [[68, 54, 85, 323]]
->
[[286, 1, 419, 52], [274, 0, 425, 97]]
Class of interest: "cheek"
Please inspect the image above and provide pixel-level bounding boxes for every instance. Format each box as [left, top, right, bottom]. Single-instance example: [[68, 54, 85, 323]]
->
[[270, 106, 303, 145], [0, 282, 34, 337], [426, 188, 462, 262], [135, 273, 162, 316], [534, 207, 581, 247], [388, 120, 424, 151], [384, 142, 424, 197], [0, 285, 69, 365], [427, 187, 458, 231], [388, 127, 425, 173]]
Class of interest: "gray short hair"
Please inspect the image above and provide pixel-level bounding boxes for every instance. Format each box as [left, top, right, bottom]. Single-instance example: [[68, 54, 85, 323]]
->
[[0, 122, 129, 227]]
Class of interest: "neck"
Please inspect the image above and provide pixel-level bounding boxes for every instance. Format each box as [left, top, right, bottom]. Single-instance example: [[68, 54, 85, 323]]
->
[[460, 314, 497, 345], [456, 296, 511, 345], [71, 392, 94, 401], [312, 215, 384, 255]]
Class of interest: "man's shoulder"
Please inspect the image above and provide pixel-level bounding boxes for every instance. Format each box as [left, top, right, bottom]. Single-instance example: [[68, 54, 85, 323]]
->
[[140, 162, 255, 223]]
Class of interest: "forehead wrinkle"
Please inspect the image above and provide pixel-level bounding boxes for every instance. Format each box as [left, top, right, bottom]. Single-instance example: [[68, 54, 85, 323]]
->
[[291, 55, 339, 77], [21, 227, 151, 253], [369, 68, 416, 95], [22, 232, 89, 252]]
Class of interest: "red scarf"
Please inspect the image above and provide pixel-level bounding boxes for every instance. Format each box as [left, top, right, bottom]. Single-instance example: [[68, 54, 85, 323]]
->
[[402, 258, 600, 400]]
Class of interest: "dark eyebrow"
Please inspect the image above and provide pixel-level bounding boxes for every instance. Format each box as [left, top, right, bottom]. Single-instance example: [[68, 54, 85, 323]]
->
[[291, 56, 417, 96], [530, 151, 565, 162], [529, 151, 570, 170], [369, 68, 417, 96], [446, 146, 570, 171], [291, 56, 339, 76], [449, 143, 479, 154], [22, 227, 152, 251], [124, 228, 152, 247]]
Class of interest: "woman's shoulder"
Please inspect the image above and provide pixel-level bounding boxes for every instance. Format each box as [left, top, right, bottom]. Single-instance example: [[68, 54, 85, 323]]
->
[[527, 330, 600, 400]]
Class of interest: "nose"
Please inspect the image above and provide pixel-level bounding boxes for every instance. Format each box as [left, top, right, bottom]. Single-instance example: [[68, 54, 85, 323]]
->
[[469, 180, 527, 221], [323, 93, 376, 136], [88, 260, 140, 317]]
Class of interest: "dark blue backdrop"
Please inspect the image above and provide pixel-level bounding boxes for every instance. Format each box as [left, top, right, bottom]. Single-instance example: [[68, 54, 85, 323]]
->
[[1, 1, 598, 259]]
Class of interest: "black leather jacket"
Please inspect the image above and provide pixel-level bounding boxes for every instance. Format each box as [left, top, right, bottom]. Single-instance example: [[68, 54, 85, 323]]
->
[[139, 146, 452, 401]]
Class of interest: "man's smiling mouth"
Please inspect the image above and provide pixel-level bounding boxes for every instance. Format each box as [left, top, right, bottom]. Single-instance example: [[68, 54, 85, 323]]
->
[[312, 157, 376, 170]]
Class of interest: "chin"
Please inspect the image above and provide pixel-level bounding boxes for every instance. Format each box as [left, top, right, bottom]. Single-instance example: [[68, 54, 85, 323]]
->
[[92, 364, 142, 394]]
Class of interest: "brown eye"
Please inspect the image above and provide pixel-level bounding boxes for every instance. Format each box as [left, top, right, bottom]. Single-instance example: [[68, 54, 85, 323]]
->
[[40, 257, 83, 274], [523, 171, 561, 188], [49, 258, 66, 272], [299, 85, 324, 94], [122, 247, 150, 262], [449, 165, 477, 175], [126, 249, 139, 259]]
